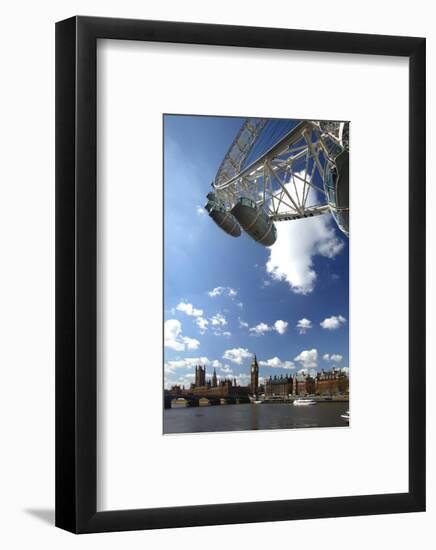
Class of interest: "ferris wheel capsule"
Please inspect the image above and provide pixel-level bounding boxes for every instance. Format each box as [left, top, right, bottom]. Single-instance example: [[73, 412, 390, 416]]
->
[[205, 193, 241, 237], [323, 149, 349, 236], [231, 197, 277, 247]]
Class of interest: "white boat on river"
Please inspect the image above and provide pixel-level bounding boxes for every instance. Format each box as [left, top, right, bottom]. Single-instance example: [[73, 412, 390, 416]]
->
[[293, 398, 317, 406], [249, 395, 265, 404]]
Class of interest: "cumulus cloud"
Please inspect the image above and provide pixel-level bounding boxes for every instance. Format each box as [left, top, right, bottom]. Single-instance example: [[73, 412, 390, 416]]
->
[[223, 348, 252, 364], [266, 218, 343, 294], [183, 337, 200, 350], [165, 371, 200, 390], [323, 353, 343, 362], [296, 318, 312, 334], [210, 313, 227, 327], [234, 373, 250, 386], [208, 286, 238, 298], [196, 316, 209, 333], [265, 173, 344, 295], [220, 364, 233, 374], [176, 301, 203, 317], [164, 356, 209, 373], [164, 319, 200, 352], [259, 357, 295, 369], [249, 322, 271, 336], [213, 330, 232, 337], [274, 320, 288, 335], [249, 320, 288, 336], [164, 319, 184, 351], [294, 348, 318, 369], [297, 368, 318, 377], [320, 315, 347, 330]]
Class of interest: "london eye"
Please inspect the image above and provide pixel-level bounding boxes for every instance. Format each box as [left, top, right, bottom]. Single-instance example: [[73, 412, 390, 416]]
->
[[205, 118, 349, 247]]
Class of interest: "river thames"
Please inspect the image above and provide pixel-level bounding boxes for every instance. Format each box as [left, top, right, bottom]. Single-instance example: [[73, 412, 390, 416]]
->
[[163, 402, 349, 434]]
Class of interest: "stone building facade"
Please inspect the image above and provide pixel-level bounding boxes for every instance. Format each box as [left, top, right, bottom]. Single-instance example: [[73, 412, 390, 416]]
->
[[264, 369, 347, 397], [315, 368, 349, 395], [265, 374, 293, 397]]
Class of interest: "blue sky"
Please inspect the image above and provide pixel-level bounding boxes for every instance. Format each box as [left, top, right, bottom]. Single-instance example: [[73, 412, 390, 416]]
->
[[163, 115, 349, 390]]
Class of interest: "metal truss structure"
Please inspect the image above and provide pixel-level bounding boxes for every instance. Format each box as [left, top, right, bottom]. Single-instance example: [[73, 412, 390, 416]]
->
[[211, 119, 349, 232]]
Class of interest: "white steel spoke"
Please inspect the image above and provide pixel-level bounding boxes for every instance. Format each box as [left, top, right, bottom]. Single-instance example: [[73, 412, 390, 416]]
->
[[210, 120, 348, 226]]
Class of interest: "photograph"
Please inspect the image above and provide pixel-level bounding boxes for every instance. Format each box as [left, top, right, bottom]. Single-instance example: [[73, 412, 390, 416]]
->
[[0, 1, 427, 544], [163, 114, 350, 434]]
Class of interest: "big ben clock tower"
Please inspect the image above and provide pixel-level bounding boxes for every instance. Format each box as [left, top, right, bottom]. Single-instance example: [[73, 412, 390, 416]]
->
[[250, 354, 259, 396]]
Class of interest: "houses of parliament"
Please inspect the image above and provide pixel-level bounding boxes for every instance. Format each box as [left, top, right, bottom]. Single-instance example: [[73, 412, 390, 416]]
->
[[166, 354, 349, 399]]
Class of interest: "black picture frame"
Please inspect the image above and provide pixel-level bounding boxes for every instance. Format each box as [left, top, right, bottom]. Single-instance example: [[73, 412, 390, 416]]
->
[[55, 15, 426, 533]]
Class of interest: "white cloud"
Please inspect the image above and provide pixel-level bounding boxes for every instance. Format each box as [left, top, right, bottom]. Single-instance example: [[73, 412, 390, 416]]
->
[[176, 301, 203, 317], [213, 330, 232, 337], [223, 348, 252, 365], [234, 373, 250, 386], [297, 368, 318, 377], [182, 337, 200, 350], [259, 357, 295, 369], [165, 372, 197, 390], [208, 286, 238, 298], [265, 174, 344, 294], [274, 320, 288, 335], [208, 287, 223, 297], [323, 353, 343, 362], [294, 348, 318, 369], [296, 318, 312, 334], [210, 313, 227, 327], [196, 316, 209, 333], [164, 356, 209, 373], [249, 320, 288, 336], [237, 301, 244, 309], [220, 364, 233, 374], [320, 315, 347, 330], [164, 319, 200, 352], [164, 319, 184, 351], [239, 319, 249, 329], [249, 322, 271, 336]]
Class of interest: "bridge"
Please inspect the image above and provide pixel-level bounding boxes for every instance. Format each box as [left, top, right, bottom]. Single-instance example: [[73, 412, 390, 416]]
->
[[164, 394, 250, 409]]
